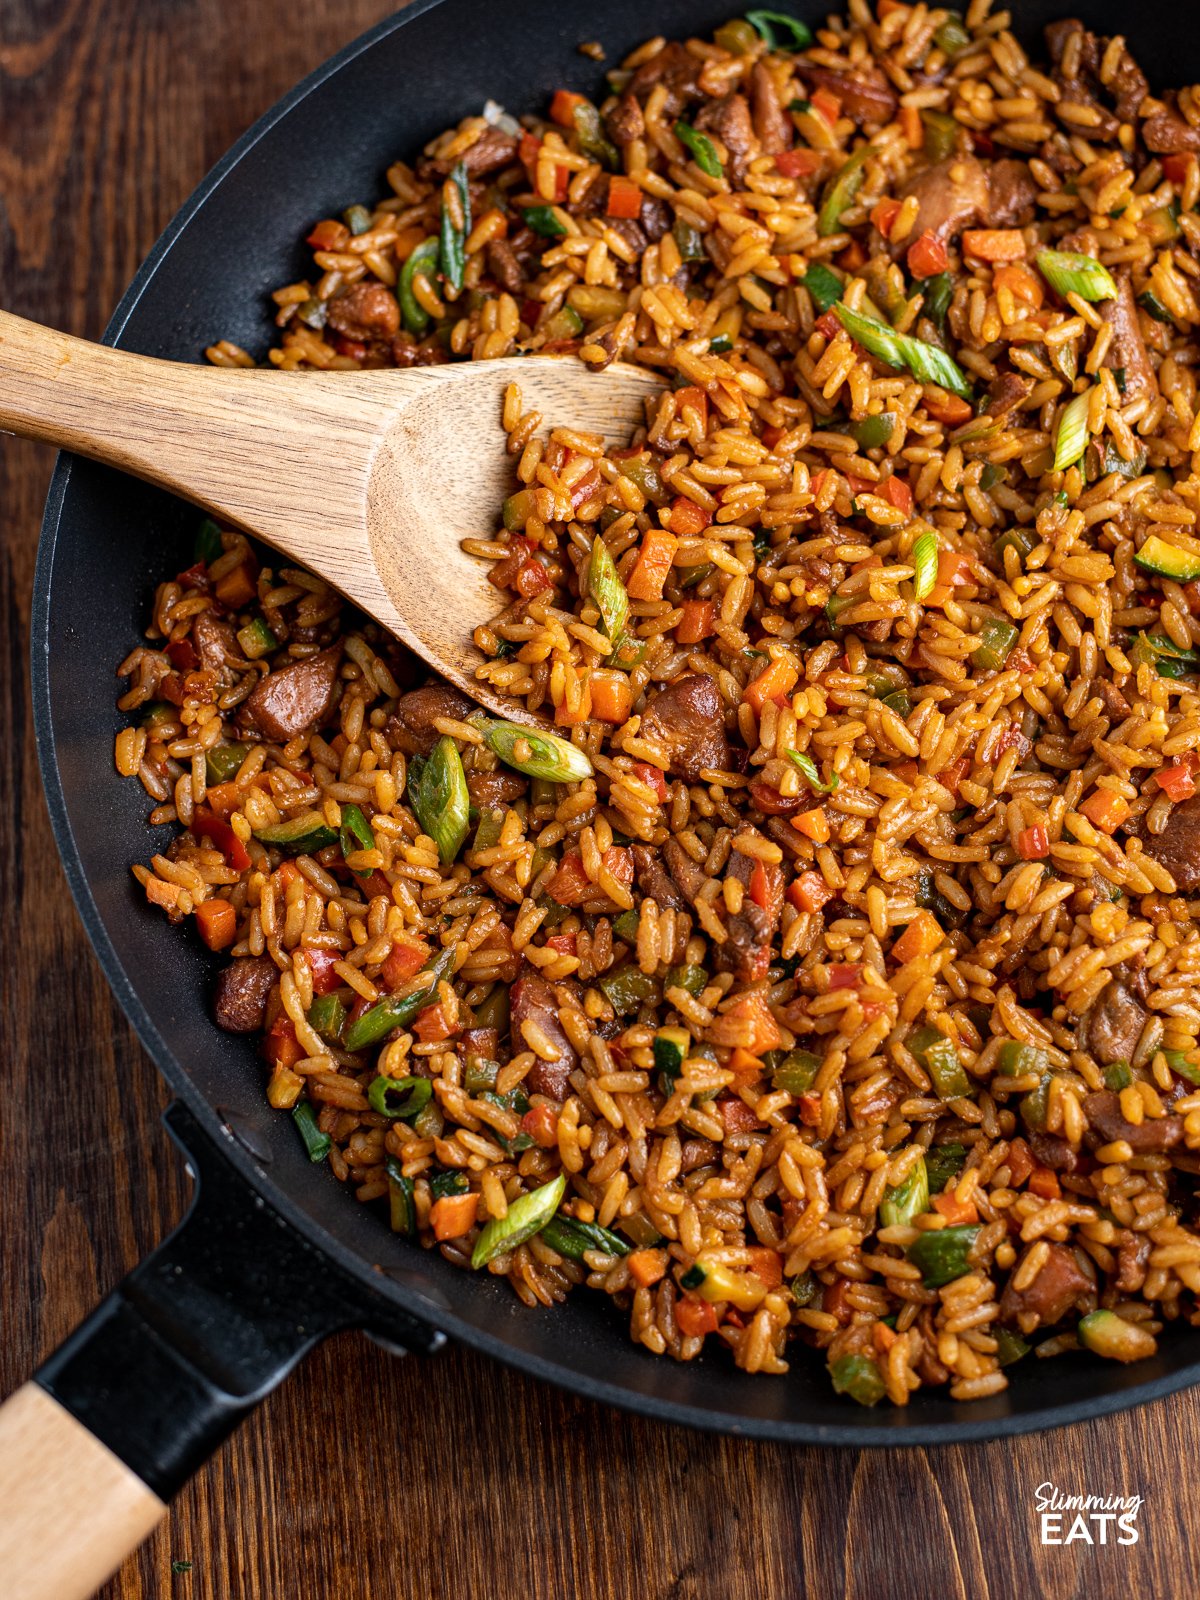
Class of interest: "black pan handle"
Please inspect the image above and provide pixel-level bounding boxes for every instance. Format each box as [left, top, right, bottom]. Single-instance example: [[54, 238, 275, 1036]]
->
[[0, 1101, 442, 1600]]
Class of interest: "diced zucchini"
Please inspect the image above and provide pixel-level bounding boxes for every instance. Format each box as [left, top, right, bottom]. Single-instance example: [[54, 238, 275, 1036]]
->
[[906, 1223, 981, 1288], [686, 1256, 768, 1310], [1104, 1060, 1133, 1091], [771, 1048, 822, 1096], [996, 1040, 1050, 1077], [1077, 1308, 1157, 1363], [653, 1027, 690, 1075], [829, 1353, 885, 1406], [924, 1143, 967, 1195], [253, 812, 338, 854], [1134, 533, 1200, 583], [236, 618, 278, 660]]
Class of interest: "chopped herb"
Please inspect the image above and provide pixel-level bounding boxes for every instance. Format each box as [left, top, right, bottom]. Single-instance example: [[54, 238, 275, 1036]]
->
[[786, 749, 839, 793], [522, 204, 568, 238], [803, 262, 844, 313]]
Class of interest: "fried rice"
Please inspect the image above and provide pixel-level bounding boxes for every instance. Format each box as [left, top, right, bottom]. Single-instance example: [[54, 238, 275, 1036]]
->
[[116, 2, 1200, 1406]]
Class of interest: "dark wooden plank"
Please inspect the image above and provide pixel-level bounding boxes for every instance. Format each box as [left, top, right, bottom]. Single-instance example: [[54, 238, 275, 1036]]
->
[[1, 4, 1198, 1596]]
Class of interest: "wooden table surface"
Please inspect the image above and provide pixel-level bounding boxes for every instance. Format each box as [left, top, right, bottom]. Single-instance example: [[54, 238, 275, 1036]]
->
[[1, 2, 1197, 1595]]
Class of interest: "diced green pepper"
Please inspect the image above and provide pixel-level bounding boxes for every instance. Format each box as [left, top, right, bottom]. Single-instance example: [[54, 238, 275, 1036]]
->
[[674, 120, 724, 179], [665, 963, 707, 995], [907, 1223, 981, 1287], [205, 743, 248, 784], [848, 412, 896, 450], [771, 1049, 822, 1095], [599, 964, 661, 1015], [934, 15, 971, 54], [907, 1025, 971, 1099], [292, 1101, 330, 1163], [818, 145, 875, 236], [994, 1327, 1030, 1366], [387, 1159, 417, 1237], [339, 803, 376, 880], [1104, 1061, 1133, 1091], [924, 1142, 967, 1194], [829, 1353, 886, 1406], [803, 262, 844, 313], [971, 615, 1019, 672], [253, 812, 338, 854], [921, 110, 959, 162], [996, 1040, 1050, 1077], [522, 204, 568, 238], [194, 518, 223, 565], [368, 1075, 434, 1120], [307, 993, 346, 1044], [672, 218, 707, 261]]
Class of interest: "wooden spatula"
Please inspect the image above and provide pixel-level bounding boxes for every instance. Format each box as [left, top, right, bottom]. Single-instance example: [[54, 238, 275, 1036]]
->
[[0, 310, 658, 716]]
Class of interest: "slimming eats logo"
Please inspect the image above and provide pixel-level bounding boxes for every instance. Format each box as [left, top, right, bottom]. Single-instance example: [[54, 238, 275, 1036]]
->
[[1035, 1482, 1143, 1546]]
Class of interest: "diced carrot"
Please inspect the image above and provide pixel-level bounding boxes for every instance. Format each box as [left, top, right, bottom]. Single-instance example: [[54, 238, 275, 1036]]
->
[[746, 1248, 784, 1288], [791, 807, 830, 843], [676, 1297, 720, 1337], [962, 228, 1027, 261], [667, 495, 712, 539], [797, 1092, 822, 1125], [518, 130, 542, 173], [722, 991, 782, 1055], [743, 657, 799, 714], [305, 948, 343, 996], [264, 1017, 303, 1071], [430, 1192, 479, 1241], [746, 862, 770, 910], [550, 88, 586, 127], [788, 871, 833, 914], [1079, 788, 1131, 834], [776, 146, 824, 179], [828, 964, 862, 989], [907, 229, 948, 278], [1155, 763, 1197, 802], [195, 898, 237, 951], [382, 939, 430, 990], [1027, 1167, 1062, 1201], [363, 870, 393, 900], [899, 103, 923, 147], [994, 262, 1044, 309], [924, 392, 973, 426], [1017, 824, 1050, 860], [606, 174, 643, 219], [203, 781, 241, 821], [601, 846, 634, 894], [413, 1002, 457, 1044], [874, 1320, 898, 1355], [628, 528, 679, 599], [676, 598, 715, 644], [811, 88, 841, 125], [589, 669, 633, 725], [870, 198, 901, 238], [521, 1104, 560, 1149], [933, 1190, 979, 1225], [214, 561, 257, 609], [729, 1047, 766, 1083], [628, 1248, 668, 1288], [926, 549, 974, 606], [882, 474, 913, 515], [837, 239, 866, 271], [891, 909, 943, 965], [1164, 153, 1194, 184], [554, 678, 592, 726], [631, 761, 669, 803], [674, 386, 709, 431], [892, 759, 919, 785], [306, 219, 350, 250], [391, 225, 430, 262], [719, 1096, 759, 1134], [1006, 1137, 1035, 1188]]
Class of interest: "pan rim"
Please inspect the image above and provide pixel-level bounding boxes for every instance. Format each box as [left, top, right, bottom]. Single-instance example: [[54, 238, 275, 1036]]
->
[[28, 0, 1200, 1447]]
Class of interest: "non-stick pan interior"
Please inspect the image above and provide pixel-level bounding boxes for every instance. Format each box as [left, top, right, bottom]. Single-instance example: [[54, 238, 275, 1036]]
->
[[33, 0, 1200, 1441]]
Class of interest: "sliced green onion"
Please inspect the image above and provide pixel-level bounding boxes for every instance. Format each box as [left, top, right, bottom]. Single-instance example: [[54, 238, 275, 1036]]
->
[[924, 1142, 967, 1194], [674, 120, 724, 179], [307, 993, 346, 1044], [399, 236, 440, 335], [339, 803, 376, 880], [1164, 1049, 1200, 1086], [471, 1173, 567, 1268], [292, 1101, 330, 1163], [387, 1159, 417, 1237], [344, 204, 372, 236], [195, 517, 223, 565], [803, 263, 844, 313], [672, 218, 708, 261], [994, 1327, 1030, 1366], [429, 1169, 469, 1200], [483, 720, 593, 782], [745, 9, 813, 49], [920, 271, 953, 330], [588, 535, 630, 650], [880, 1153, 929, 1227], [1104, 1061, 1133, 1091], [522, 204, 569, 238], [833, 302, 972, 399], [1053, 387, 1092, 471], [344, 944, 457, 1052], [439, 160, 471, 293], [908, 1025, 970, 1099], [829, 1353, 886, 1406], [368, 1075, 434, 1120], [912, 530, 938, 601], [971, 614, 1020, 672], [541, 1213, 630, 1260], [411, 736, 470, 865], [786, 749, 839, 793], [818, 145, 875, 236], [1035, 250, 1118, 303], [907, 1223, 981, 1287]]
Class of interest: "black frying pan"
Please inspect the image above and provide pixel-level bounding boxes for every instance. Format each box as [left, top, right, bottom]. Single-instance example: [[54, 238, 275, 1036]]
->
[[8, 0, 1200, 1588]]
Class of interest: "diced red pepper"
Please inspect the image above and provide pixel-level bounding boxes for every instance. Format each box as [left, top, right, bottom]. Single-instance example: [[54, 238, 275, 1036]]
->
[[167, 638, 198, 671], [305, 948, 343, 996], [797, 1093, 822, 1126], [748, 779, 801, 816], [306, 219, 350, 251], [514, 556, 553, 599], [193, 808, 251, 871], [412, 1002, 457, 1044], [545, 932, 578, 956], [668, 496, 712, 538], [1163, 153, 1193, 184], [173, 562, 211, 591], [937, 754, 972, 797], [776, 147, 824, 179], [1016, 824, 1049, 860], [554, 164, 571, 203], [1155, 764, 1196, 802], [814, 310, 840, 339], [631, 761, 668, 803], [823, 1276, 854, 1324], [828, 963, 862, 989], [381, 939, 430, 990], [787, 871, 833, 914], [1006, 1137, 1035, 1188], [676, 1296, 721, 1338], [870, 198, 902, 239], [811, 88, 841, 126], [264, 1016, 303, 1070], [906, 229, 948, 278], [521, 1104, 560, 1149], [606, 175, 643, 219], [882, 474, 913, 515], [718, 1096, 759, 1136]]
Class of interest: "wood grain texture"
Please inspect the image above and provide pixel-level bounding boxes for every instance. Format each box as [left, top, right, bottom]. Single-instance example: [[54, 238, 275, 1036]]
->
[[0, 309, 654, 717], [1, 3, 1198, 1597]]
